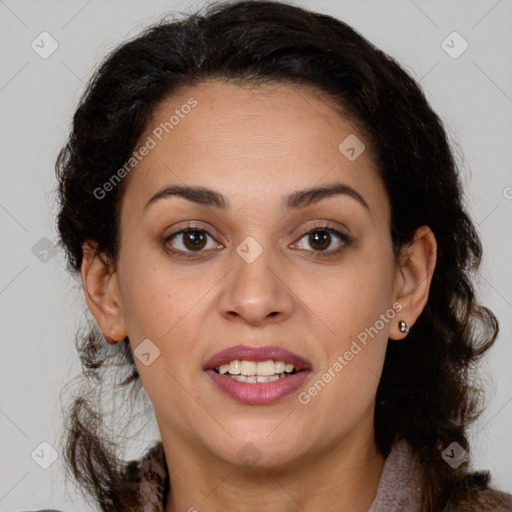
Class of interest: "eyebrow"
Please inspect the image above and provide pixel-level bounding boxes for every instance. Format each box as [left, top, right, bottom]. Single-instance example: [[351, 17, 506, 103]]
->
[[144, 182, 370, 212]]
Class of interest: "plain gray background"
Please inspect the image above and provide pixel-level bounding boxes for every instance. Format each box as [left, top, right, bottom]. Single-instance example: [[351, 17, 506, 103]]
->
[[1, 0, 511, 510]]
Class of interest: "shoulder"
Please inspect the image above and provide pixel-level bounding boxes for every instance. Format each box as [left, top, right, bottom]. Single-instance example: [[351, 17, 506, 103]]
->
[[449, 487, 512, 511], [388, 438, 512, 512], [474, 488, 512, 511]]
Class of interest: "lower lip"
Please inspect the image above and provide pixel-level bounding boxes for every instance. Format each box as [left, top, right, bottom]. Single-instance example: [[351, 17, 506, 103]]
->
[[205, 369, 311, 405]]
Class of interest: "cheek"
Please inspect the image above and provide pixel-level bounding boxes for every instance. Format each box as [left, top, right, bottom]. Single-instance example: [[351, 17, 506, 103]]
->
[[118, 246, 204, 341], [301, 244, 395, 400], [116, 249, 220, 398], [298, 271, 393, 435], [306, 251, 395, 340], [117, 256, 204, 406]]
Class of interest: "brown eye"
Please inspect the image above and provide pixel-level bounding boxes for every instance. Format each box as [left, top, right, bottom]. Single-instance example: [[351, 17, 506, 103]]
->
[[308, 230, 331, 251], [181, 230, 207, 251], [165, 228, 219, 254], [293, 226, 351, 256]]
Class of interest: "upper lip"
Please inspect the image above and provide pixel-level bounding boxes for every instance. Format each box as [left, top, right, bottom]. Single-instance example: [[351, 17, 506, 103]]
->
[[204, 344, 312, 371]]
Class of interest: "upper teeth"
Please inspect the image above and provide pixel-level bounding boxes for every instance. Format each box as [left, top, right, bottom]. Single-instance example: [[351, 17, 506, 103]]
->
[[217, 360, 295, 376]]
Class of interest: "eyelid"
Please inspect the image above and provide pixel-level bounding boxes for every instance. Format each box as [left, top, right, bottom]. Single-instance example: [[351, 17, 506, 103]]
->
[[162, 221, 223, 243], [290, 220, 351, 241]]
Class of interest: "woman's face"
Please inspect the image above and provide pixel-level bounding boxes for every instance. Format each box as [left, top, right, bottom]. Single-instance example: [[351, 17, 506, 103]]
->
[[110, 81, 402, 469]]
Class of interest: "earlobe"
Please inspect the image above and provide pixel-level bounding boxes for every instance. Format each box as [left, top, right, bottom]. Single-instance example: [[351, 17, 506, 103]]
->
[[81, 241, 127, 344], [390, 226, 437, 340]]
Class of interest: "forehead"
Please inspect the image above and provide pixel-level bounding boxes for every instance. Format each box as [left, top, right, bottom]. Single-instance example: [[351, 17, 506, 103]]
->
[[120, 80, 386, 218]]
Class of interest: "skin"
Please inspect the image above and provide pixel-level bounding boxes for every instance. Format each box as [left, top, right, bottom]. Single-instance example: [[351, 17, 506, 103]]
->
[[81, 81, 437, 512]]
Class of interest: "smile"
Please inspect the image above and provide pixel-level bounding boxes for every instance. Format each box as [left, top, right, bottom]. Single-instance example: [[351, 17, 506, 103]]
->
[[214, 359, 300, 383], [204, 345, 312, 404]]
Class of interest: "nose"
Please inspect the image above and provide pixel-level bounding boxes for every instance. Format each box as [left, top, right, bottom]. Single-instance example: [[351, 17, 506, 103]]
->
[[217, 237, 295, 326]]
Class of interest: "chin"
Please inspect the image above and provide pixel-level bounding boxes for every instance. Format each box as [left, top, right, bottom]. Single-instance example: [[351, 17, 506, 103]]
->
[[212, 431, 310, 471]]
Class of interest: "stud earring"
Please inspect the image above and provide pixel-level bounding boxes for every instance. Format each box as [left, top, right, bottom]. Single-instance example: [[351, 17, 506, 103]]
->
[[111, 329, 115, 339], [398, 320, 409, 334]]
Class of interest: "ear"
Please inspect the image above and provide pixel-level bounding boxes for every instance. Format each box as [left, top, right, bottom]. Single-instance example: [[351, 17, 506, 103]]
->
[[81, 240, 127, 344], [390, 225, 437, 340]]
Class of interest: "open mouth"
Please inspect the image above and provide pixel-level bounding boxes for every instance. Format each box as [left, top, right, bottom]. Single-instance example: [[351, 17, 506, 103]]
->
[[204, 346, 312, 404], [212, 359, 303, 384], [203, 344, 312, 403]]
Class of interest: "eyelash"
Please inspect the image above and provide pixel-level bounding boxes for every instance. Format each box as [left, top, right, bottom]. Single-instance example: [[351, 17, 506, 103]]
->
[[162, 222, 352, 260]]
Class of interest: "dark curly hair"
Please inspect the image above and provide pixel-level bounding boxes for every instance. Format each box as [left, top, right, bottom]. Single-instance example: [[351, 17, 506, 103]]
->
[[55, 1, 502, 511]]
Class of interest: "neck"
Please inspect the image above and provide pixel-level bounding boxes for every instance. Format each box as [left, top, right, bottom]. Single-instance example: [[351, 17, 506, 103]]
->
[[160, 408, 385, 512]]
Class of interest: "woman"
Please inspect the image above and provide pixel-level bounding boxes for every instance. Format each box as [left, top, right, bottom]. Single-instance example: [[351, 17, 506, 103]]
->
[[48, 0, 512, 511]]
